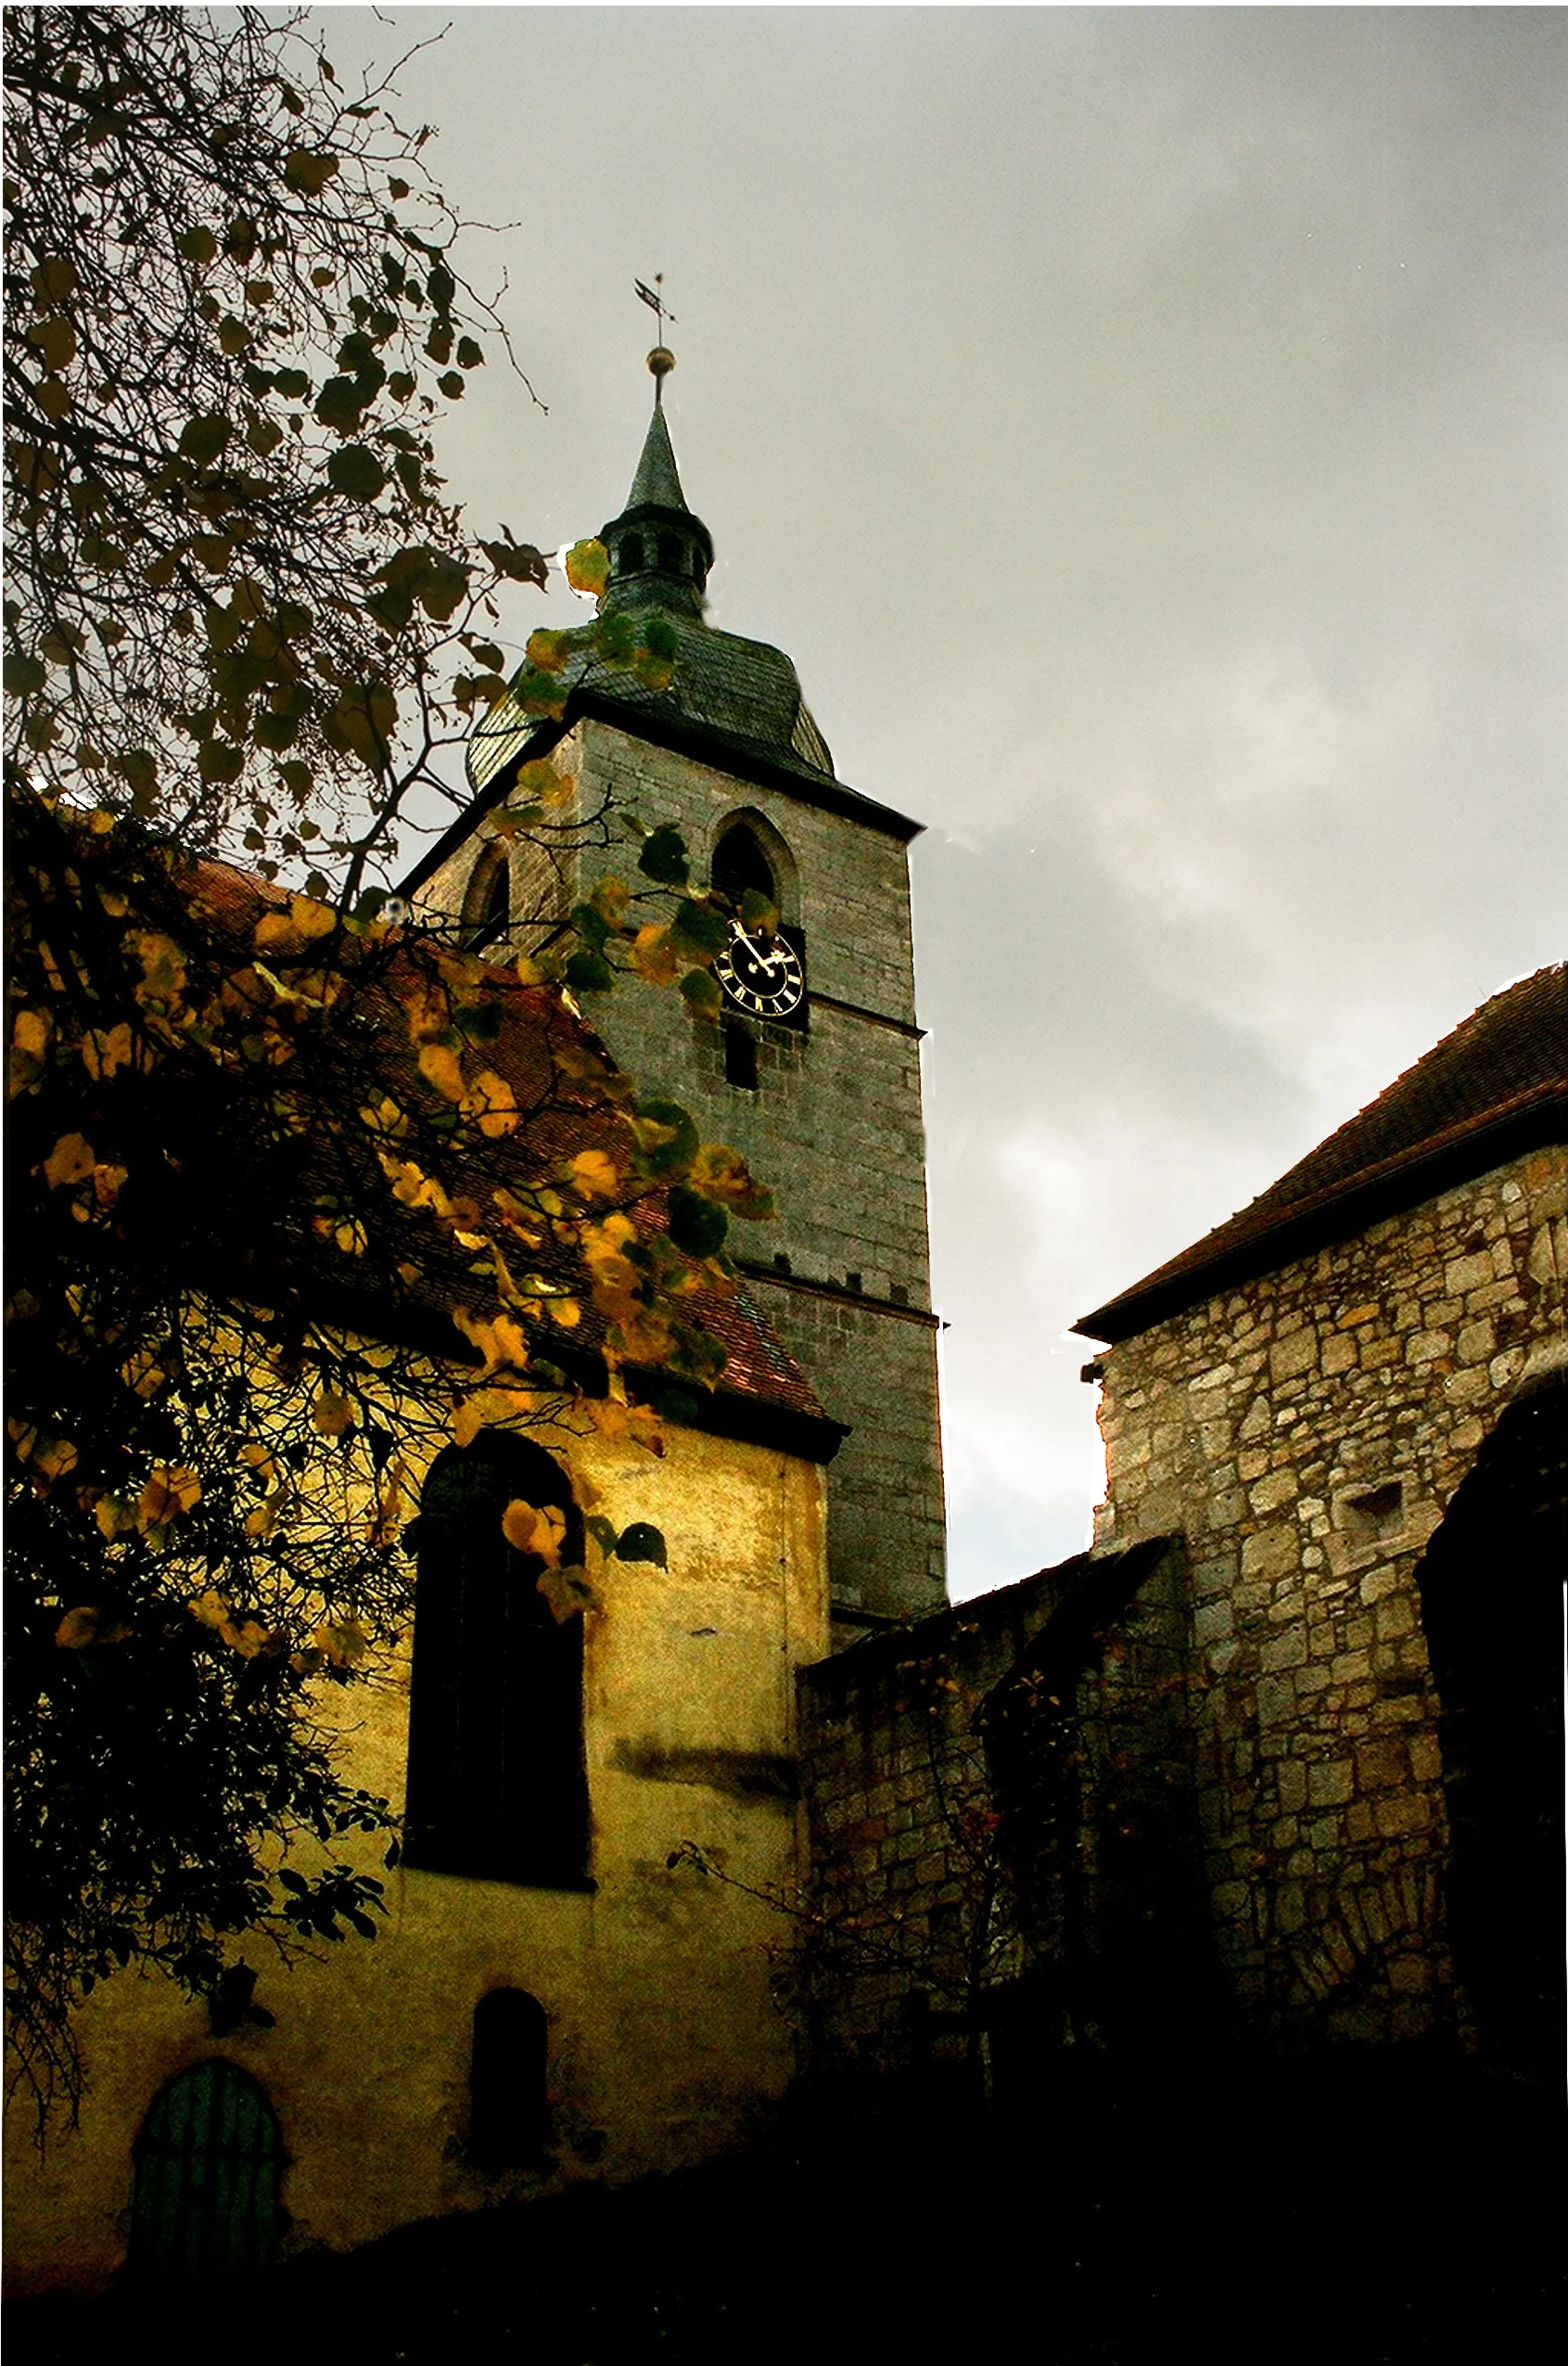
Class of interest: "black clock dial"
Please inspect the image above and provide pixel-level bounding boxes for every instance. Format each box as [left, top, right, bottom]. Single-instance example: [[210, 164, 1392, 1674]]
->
[[715, 921, 805, 1018]]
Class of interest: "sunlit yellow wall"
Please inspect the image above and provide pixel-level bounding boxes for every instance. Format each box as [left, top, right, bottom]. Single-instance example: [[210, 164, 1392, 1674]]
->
[[4, 1417, 828, 2294]]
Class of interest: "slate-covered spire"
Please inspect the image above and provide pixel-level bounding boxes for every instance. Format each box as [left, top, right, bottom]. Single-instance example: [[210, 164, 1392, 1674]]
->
[[598, 349, 714, 620]]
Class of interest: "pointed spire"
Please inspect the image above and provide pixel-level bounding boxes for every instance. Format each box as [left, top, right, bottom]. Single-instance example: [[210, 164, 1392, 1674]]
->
[[625, 352, 688, 511], [598, 348, 713, 620]]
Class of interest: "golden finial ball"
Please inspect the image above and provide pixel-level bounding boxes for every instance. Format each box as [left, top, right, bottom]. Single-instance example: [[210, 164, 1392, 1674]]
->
[[647, 346, 676, 379]]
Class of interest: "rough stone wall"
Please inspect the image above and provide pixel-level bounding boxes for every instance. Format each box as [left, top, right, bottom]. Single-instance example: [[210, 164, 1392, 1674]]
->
[[794, 1540, 1199, 2081], [1088, 1145, 1568, 2044], [796, 1579, 1055, 2079]]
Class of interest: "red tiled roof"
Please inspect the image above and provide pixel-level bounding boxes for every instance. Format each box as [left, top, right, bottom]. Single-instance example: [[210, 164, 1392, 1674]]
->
[[186, 856, 839, 1455], [1077, 965, 1568, 1344]]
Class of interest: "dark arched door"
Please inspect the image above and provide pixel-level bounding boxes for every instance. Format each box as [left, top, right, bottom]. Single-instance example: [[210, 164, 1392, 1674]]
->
[[131, 2059, 283, 2279], [1416, 1375, 1566, 2078]]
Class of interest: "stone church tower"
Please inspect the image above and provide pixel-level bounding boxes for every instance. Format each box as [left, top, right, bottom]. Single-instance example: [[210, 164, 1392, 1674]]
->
[[403, 355, 946, 1632]]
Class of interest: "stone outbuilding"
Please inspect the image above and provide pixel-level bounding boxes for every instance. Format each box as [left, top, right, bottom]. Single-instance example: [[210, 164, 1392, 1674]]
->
[[800, 965, 1566, 2085]]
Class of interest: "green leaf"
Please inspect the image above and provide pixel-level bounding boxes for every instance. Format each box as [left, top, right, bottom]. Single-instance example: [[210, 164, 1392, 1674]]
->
[[4, 654, 47, 696], [638, 825, 690, 888], [437, 371, 465, 401], [669, 899, 729, 962], [679, 968, 722, 1017], [565, 539, 609, 599], [631, 1097, 699, 1179], [668, 1185, 729, 1260], [614, 1522, 668, 1569], [326, 445, 387, 501], [566, 950, 614, 994], [456, 337, 484, 370]]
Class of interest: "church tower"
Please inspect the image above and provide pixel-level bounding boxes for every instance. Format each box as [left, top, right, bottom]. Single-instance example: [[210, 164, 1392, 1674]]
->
[[404, 353, 946, 1634]]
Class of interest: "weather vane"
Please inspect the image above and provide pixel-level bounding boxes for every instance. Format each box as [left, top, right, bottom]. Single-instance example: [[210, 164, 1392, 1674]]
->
[[634, 274, 676, 334]]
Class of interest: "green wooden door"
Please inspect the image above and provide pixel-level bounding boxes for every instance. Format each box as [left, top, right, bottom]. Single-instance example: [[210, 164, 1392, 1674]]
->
[[131, 2060, 282, 2278]]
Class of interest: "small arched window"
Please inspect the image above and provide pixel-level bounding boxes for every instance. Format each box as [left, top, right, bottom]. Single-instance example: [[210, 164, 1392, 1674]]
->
[[470, 1988, 550, 2167], [405, 1432, 589, 1887], [657, 531, 683, 575], [131, 2061, 283, 2281], [618, 531, 644, 575]]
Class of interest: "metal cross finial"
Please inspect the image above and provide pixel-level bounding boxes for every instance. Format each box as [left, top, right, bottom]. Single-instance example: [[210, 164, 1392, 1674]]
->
[[634, 275, 677, 333]]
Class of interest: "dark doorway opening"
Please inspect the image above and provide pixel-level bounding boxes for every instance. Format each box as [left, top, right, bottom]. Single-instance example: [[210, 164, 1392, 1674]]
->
[[1416, 1374, 1566, 2078]]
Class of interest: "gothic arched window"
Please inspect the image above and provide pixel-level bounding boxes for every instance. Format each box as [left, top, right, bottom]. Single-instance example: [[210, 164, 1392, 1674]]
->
[[405, 1431, 589, 1887], [131, 2060, 283, 2280], [618, 531, 644, 575], [470, 1988, 550, 2167], [711, 822, 777, 916], [462, 842, 511, 951], [657, 531, 682, 574]]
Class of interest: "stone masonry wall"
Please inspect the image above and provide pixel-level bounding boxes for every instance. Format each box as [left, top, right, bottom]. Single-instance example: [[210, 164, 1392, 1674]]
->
[[1089, 1145, 1568, 2044], [794, 1539, 1198, 2083]]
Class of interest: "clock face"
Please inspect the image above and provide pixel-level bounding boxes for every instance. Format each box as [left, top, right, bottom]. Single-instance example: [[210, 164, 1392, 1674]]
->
[[715, 921, 805, 1018]]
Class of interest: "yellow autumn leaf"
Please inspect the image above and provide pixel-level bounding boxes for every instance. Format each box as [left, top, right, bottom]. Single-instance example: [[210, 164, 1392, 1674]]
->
[[94, 1494, 135, 1541], [416, 1038, 466, 1102], [502, 1498, 566, 1566], [462, 1069, 520, 1138], [43, 1132, 96, 1188], [312, 1391, 356, 1439], [254, 894, 336, 950], [138, 1464, 201, 1528], [567, 1148, 620, 1199], [55, 1605, 134, 1649], [585, 1396, 665, 1455], [127, 929, 188, 1007], [187, 1586, 233, 1632], [548, 1298, 581, 1329], [313, 1617, 369, 1668], [625, 925, 681, 987], [120, 1348, 167, 1399], [536, 1564, 599, 1624], [9, 1006, 52, 1094], [33, 1435, 79, 1486], [80, 1022, 134, 1081]]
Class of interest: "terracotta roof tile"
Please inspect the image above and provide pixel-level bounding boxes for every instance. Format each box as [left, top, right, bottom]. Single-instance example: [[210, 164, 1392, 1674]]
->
[[1077, 965, 1568, 1343]]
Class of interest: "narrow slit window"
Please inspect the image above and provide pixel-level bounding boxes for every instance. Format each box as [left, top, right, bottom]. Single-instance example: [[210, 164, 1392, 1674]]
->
[[723, 1020, 759, 1091]]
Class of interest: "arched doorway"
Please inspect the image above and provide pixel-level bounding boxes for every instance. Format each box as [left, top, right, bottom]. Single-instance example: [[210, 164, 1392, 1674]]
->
[[1416, 1374, 1566, 2078], [130, 2059, 283, 2279]]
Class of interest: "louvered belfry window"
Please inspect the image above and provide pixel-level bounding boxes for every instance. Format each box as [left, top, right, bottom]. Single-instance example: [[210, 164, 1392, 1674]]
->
[[404, 1431, 589, 1886]]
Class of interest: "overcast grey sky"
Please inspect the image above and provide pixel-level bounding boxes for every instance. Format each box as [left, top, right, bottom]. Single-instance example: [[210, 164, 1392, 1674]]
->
[[321, 4, 1566, 1600]]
